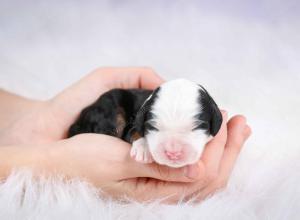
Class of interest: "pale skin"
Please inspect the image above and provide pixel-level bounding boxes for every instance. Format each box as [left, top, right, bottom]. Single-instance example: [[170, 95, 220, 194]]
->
[[0, 67, 251, 203]]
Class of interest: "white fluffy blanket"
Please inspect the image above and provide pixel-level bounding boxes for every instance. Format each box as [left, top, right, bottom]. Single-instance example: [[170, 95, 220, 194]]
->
[[0, 1, 299, 219]]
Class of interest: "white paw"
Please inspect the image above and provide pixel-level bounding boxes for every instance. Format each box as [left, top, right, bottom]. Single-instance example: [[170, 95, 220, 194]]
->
[[130, 138, 153, 163]]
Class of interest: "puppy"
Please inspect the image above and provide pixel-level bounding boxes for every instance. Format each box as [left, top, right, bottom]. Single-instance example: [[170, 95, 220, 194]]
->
[[68, 79, 222, 168]]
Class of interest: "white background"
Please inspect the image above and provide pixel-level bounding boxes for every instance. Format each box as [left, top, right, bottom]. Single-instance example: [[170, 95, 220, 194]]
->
[[0, 1, 299, 219]]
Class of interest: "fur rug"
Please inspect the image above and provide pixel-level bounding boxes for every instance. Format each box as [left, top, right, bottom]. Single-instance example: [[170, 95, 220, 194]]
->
[[0, 1, 299, 219]]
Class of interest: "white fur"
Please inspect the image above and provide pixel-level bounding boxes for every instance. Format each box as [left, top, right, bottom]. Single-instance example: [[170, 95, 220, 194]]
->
[[144, 79, 210, 167], [1, 1, 300, 219], [130, 137, 153, 163]]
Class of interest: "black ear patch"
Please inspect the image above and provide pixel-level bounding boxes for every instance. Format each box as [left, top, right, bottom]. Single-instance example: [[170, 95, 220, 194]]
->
[[195, 85, 223, 136], [134, 87, 160, 137]]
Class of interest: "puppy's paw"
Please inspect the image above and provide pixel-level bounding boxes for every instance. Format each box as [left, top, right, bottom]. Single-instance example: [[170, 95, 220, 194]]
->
[[130, 138, 153, 163]]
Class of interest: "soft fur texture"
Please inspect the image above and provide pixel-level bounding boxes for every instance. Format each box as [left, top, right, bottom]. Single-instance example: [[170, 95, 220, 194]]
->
[[132, 79, 222, 167], [68, 79, 222, 167], [68, 88, 153, 140], [0, 0, 300, 219]]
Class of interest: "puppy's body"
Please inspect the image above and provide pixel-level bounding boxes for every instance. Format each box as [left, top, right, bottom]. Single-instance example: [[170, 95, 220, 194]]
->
[[68, 89, 152, 142], [69, 79, 222, 168]]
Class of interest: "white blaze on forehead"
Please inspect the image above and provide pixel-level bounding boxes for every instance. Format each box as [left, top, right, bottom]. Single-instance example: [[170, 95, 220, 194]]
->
[[144, 78, 211, 167], [150, 78, 201, 131]]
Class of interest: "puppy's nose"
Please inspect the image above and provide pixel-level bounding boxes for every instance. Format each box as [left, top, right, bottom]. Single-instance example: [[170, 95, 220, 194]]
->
[[165, 150, 183, 160]]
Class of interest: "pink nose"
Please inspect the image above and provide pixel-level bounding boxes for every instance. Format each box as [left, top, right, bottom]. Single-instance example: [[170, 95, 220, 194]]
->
[[165, 150, 183, 160]]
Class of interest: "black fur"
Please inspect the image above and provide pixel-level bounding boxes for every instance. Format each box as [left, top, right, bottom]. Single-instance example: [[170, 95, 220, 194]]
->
[[134, 87, 161, 136], [194, 85, 223, 136], [69, 84, 222, 143], [68, 89, 153, 142]]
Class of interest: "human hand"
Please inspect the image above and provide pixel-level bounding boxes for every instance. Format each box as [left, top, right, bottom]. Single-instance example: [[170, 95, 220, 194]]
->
[[0, 67, 203, 192], [0, 67, 163, 145], [107, 111, 252, 203], [39, 134, 207, 198], [8, 112, 248, 203], [0, 67, 251, 203]]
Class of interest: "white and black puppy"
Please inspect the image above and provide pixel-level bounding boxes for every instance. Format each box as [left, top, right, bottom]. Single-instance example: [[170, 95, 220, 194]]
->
[[68, 79, 222, 168]]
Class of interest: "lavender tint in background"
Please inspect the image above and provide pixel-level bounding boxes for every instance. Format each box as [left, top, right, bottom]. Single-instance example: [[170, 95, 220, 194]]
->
[[0, 0, 299, 98], [0, 1, 300, 219]]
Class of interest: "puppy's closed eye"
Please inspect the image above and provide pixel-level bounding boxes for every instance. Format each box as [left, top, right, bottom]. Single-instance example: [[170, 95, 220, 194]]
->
[[145, 123, 159, 131], [192, 121, 210, 131]]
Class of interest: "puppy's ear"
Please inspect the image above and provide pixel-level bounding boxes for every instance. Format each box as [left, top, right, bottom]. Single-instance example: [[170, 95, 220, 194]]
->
[[198, 85, 223, 136], [134, 87, 160, 137]]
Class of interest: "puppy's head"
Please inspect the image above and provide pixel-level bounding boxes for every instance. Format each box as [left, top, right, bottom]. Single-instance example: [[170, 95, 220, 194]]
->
[[135, 79, 222, 168]]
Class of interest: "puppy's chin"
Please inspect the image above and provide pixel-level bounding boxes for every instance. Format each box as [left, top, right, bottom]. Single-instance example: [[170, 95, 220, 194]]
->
[[150, 151, 202, 168], [146, 133, 210, 168]]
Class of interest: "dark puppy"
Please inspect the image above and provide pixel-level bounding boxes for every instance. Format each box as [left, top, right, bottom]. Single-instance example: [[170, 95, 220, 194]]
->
[[69, 79, 222, 168], [69, 89, 152, 142]]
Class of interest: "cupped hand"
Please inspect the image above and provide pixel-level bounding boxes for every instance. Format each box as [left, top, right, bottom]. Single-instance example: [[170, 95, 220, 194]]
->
[[41, 134, 203, 198], [0, 67, 251, 203], [34, 111, 250, 203], [0, 67, 163, 145], [107, 111, 251, 203]]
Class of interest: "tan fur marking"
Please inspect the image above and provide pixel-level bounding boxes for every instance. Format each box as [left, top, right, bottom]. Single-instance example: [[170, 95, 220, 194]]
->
[[115, 108, 126, 138], [131, 131, 142, 142]]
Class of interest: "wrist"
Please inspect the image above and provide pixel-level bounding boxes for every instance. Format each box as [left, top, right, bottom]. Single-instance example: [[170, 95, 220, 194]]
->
[[0, 100, 52, 145], [0, 144, 50, 180], [0, 89, 44, 131]]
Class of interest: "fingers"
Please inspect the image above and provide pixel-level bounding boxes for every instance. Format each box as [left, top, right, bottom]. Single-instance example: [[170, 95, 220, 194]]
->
[[218, 115, 251, 182], [89, 67, 164, 90], [184, 115, 252, 202], [55, 67, 163, 105], [128, 161, 206, 183], [200, 110, 228, 178], [51, 67, 164, 135], [120, 114, 251, 204]]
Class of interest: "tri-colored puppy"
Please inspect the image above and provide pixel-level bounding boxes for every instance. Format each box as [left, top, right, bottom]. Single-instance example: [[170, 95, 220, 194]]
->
[[68, 79, 222, 168]]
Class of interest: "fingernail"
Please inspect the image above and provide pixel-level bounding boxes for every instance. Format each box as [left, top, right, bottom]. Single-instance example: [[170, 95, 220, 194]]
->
[[184, 164, 199, 179]]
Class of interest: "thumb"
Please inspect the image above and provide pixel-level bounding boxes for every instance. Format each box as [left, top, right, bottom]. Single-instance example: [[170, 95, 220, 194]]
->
[[128, 161, 206, 183]]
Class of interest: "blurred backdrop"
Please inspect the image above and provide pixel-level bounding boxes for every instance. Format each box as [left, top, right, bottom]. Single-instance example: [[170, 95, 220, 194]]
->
[[1, 1, 300, 218], [0, 0, 300, 148]]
